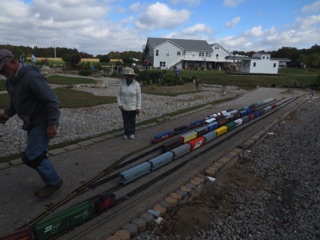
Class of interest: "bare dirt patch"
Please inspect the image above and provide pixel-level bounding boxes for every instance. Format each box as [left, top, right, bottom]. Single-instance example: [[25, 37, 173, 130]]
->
[[153, 160, 268, 239]]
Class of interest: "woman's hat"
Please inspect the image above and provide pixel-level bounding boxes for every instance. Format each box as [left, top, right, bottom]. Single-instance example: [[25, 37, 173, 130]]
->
[[122, 67, 137, 76]]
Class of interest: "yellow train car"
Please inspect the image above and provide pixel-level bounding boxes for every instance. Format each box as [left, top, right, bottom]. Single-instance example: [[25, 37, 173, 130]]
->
[[180, 130, 198, 143], [214, 126, 228, 137]]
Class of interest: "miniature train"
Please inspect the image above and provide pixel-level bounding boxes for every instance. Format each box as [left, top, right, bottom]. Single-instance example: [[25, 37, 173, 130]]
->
[[120, 98, 276, 184], [0, 98, 275, 240], [0, 193, 116, 240]]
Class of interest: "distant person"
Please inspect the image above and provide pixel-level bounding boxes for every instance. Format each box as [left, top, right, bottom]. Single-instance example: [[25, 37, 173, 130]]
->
[[19, 54, 25, 63], [117, 67, 141, 139], [0, 49, 63, 198], [174, 66, 180, 76], [30, 53, 36, 65]]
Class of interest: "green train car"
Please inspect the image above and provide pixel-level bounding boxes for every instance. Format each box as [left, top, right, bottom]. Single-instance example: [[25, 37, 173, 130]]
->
[[33, 201, 94, 239]]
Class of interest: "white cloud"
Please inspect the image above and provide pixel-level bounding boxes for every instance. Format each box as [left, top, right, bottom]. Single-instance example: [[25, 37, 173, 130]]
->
[[0, 0, 319, 56], [302, 1, 320, 13], [130, 2, 140, 12], [135, 2, 191, 30], [223, 0, 244, 7], [225, 17, 241, 28], [296, 15, 320, 30], [182, 24, 212, 34], [217, 36, 253, 49], [163, 24, 212, 41], [244, 26, 263, 37], [218, 13, 320, 52]]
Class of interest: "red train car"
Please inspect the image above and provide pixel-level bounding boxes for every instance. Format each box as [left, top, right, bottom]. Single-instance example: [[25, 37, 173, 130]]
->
[[189, 136, 205, 150], [0, 227, 32, 240]]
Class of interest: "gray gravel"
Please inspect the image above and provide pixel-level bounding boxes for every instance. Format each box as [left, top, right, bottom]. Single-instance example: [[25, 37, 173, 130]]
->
[[137, 96, 320, 240], [0, 77, 246, 157]]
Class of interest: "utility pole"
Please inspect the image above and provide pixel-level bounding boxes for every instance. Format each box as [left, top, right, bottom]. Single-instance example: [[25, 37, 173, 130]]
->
[[53, 41, 57, 58]]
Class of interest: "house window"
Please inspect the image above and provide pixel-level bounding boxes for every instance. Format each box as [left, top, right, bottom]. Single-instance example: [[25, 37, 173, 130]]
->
[[262, 56, 265, 59], [177, 51, 181, 56], [215, 45, 219, 49], [273, 63, 277, 67], [253, 62, 256, 67], [160, 61, 166, 67], [166, 50, 169, 57], [156, 49, 159, 56], [199, 52, 204, 57], [216, 54, 219, 59]]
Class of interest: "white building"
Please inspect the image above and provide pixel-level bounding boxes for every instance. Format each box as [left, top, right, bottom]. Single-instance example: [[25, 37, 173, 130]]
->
[[226, 52, 291, 74], [144, 37, 232, 70]]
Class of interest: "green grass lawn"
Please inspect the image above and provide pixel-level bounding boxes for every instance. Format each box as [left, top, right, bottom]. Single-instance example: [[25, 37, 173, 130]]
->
[[0, 88, 116, 109], [175, 67, 318, 88], [47, 75, 96, 85]]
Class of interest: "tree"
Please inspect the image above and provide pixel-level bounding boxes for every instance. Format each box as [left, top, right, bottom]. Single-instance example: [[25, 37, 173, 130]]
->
[[61, 53, 81, 69], [98, 55, 110, 64]]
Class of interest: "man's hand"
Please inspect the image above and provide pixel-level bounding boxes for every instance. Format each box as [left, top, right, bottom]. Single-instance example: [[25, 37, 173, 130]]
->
[[47, 124, 58, 138]]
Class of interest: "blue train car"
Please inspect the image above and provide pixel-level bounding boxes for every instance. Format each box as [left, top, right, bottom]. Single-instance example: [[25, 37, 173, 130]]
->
[[203, 131, 217, 143], [171, 143, 191, 158], [174, 125, 190, 135], [207, 121, 219, 132], [239, 109, 247, 117], [152, 130, 174, 143], [241, 115, 249, 123], [120, 162, 151, 184], [149, 152, 174, 171], [190, 119, 204, 128], [254, 110, 261, 117]]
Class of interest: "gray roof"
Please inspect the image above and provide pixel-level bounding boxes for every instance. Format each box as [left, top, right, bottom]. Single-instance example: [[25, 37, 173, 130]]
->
[[226, 56, 291, 62], [147, 37, 213, 52]]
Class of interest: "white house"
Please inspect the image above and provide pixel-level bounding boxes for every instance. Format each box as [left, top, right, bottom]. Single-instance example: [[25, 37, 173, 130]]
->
[[226, 52, 290, 74], [144, 37, 232, 70]]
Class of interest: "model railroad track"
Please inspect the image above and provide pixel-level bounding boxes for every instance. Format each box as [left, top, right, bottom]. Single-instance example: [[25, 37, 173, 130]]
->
[[9, 96, 303, 240], [25, 142, 160, 226], [27, 97, 297, 226], [87, 96, 300, 194]]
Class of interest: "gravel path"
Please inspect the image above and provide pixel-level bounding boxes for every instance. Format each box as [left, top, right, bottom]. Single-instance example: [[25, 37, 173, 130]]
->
[[139, 95, 320, 240], [0, 77, 246, 157]]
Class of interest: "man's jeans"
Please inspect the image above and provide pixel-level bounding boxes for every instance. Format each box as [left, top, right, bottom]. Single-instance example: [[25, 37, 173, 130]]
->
[[25, 126, 61, 186]]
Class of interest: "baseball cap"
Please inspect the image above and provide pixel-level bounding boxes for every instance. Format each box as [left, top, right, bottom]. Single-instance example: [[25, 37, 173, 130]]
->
[[0, 49, 14, 72]]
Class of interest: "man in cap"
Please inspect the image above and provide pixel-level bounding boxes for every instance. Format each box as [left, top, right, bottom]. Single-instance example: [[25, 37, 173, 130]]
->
[[117, 67, 141, 139], [0, 49, 63, 198]]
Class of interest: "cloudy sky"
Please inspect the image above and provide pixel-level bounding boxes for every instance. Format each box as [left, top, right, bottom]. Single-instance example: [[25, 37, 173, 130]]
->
[[1, 0, 319, 56]]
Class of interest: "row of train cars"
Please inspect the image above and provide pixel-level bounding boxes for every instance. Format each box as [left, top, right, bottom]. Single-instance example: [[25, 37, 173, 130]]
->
[[1, 98, 276, 240], [119, 97, 275, 184]]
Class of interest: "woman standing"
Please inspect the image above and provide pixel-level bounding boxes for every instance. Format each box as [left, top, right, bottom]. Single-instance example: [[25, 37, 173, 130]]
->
[[117, 67, 141, 139]]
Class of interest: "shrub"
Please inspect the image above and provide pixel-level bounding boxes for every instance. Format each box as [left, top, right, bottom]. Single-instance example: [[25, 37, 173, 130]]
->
[[79, 69, 92, 76]]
